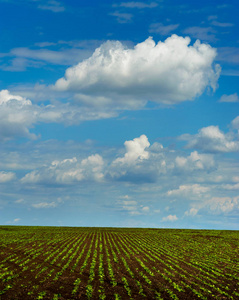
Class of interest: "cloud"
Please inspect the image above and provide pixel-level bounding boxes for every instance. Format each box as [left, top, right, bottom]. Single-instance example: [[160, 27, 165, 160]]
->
[[219, 93, 239, 103], [217, 47, 239, 64], [21, 154, 104, 185], [184, 208, 198, 217], [54, 35, 220, 106], [0, 89, 117, 140], [108, 135, 156, 183], [211, 21, 234, 27], [0, 171, 16, 183], [206, 196, 239, 214], [32, 202, 58, 208], [162, 214, 178, 222], [232, 116, 239, 133], [222, 183, 239, 190], [113, 135, 150, 165], [116, 2, 158, 8], [109, 11, 133, 23], [149, 23, 179, 35], [180, 126, 239, 153], [175, 151, 215, 172], [1, 47, 93, 71], [38, 0, 65, 12], [183, 27, 217, 42], [167, 184, 209, 198]]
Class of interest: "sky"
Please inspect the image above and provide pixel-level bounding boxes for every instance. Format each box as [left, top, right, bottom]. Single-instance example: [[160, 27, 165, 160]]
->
[[0, 0, 239, 229]]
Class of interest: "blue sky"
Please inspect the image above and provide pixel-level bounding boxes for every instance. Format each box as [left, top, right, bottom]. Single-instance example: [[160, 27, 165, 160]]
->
[[0, 0, 239, 229]]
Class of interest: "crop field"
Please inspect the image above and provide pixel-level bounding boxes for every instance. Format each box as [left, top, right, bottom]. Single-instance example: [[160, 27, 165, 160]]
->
[[0, 226, 238, 300]]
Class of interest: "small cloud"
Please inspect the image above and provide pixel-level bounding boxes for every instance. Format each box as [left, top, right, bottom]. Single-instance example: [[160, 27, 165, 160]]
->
[[116, 2, 158, 9], [183, 26, 217, 42], [32, 202, 57, 209], [15, 199, 25, 204], [219, 93, 239, 103], [0, 171, 16, 183], [162, 214, 178, 222], [184, 208, 198, 217], [208, 15, 217, 21], [109, 11, 133, 23], [149, 23, 179, 35], [13, 218, 21, 223], [38, 0, 65, 13], [167, 184, 209, 198], [211, 20, 234, 27], [141, 206, 150, 212]]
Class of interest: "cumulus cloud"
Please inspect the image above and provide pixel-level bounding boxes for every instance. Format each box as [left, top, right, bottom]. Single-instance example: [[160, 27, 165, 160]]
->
[[206, 196, 239, 214], [113, 135, 150, 165], [219, 93, 239, 102], [21, 154, 104, 185], [149, 23, 179, 35], [175, 151, 215, 172], [184, 208, 198, 217], [180, 126, 239, 153], [162, 214, 178, 222], [167, 184, 209, 198], [0, 171, 16, 183], [0, 89, 117, 140], [0, 89, 37, 140], [108, 135, 156, 183], [54, 35, 220, 106]]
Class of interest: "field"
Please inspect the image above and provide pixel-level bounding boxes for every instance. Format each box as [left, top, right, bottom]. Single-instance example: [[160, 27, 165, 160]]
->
[[0, 226, 238, 299]]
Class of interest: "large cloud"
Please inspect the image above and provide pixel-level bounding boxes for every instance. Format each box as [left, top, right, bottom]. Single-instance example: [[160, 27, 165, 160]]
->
[[54, 35, 220, 105], [180, 125, 239, 153]]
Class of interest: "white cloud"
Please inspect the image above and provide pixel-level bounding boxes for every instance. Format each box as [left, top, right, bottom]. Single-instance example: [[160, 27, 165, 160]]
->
[[162, 214, 178, 222], [141, 206, 150, 212], [13, 218, 20, 223], [32, 202, 58, 208], [21, 154, 104, 185], [54, 35, 220, 106], [108, 135, 156, 183], [113, 135, 150, 165], [116, 2, 158, 8], [175, 151, 215, 172], [0, 89, 117, 140], [149, 23, 179, 35], [181, 126, 239, 153], [184, 208, 198, 217], [231, 116, 239, 133], [0, 89, 31, 105], [167, 184, 209, 198], [222, 183, 239, 190], [219, 93, 239, 103], [206, 196, 239, 214], [0, 171, 16, 183]]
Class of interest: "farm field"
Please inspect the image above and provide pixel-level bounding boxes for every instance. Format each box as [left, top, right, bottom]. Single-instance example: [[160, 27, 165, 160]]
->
[[0, 226, 238, 299]]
